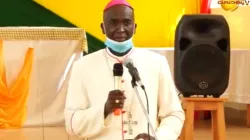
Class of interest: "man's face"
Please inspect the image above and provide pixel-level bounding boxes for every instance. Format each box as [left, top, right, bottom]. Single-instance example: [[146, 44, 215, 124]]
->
[[101, 5, 137, 42]]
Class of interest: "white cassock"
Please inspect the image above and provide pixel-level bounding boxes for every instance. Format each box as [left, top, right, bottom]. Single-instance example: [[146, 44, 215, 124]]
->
[[64, 47, 185, 140]]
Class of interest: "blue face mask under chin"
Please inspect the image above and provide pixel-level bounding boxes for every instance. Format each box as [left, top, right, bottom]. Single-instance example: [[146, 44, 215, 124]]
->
[[104, 37, 134, 53]]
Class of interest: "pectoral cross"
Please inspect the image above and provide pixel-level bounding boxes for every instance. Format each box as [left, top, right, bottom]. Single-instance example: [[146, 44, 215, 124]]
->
[[123, 112, 138, 135]]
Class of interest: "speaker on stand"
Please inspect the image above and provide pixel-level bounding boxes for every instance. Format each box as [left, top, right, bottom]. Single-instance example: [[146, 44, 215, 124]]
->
[[174, 14, 230, 98]]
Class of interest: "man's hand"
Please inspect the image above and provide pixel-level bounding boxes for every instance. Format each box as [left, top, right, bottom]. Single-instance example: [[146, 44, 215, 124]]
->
[[134, 133, 155, 140], [104, 90, 126, 118]]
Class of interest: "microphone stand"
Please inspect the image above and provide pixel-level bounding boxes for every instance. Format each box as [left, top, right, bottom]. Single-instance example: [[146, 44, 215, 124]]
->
[[131, 76, 158, 140]]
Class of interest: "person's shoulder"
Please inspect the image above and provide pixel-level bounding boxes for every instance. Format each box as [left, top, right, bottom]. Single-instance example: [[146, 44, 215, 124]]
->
[[73, 49, 104, 69], [134, 48, 165, 61], [73, 49, 105, 67]]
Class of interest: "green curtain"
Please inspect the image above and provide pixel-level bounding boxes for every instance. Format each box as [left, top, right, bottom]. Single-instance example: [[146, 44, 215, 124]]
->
[[0, 0, 105, 54]]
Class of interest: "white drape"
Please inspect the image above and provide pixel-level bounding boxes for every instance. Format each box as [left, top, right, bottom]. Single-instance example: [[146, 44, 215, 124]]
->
[[0, 27, 86, 127]]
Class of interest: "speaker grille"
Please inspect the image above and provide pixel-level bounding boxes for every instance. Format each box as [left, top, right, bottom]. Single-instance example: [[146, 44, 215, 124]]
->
[[180, 44, 227, 91]]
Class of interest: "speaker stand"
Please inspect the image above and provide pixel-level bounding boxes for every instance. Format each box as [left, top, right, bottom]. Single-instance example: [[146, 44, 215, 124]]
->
[[179, 97, 227, 140], [247, 104, 250, 127]]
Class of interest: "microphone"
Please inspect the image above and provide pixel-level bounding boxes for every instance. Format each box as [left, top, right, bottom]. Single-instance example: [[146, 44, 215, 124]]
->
[[123, 58, 145, 89], [113, 63, 123, 116], [124, 58, 158, 140]]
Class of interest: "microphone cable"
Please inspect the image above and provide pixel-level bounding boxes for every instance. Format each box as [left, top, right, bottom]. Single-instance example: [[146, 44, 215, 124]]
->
[[121, 111, 125, 140], [141, 85, 150, 140]]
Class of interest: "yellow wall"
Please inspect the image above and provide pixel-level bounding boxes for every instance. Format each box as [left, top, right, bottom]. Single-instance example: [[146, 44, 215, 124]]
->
[[33, 1, 250, 48], [34, 0, 200, 47], [211, 7, 250, 48]]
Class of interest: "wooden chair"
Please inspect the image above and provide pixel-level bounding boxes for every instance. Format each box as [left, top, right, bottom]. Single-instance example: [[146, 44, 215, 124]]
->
[[179, 97, 227, 140]]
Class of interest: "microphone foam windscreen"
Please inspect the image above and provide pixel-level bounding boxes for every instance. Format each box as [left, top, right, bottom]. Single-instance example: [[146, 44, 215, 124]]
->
[[113, 63, 123, 76], [124, 58, 133, 68]]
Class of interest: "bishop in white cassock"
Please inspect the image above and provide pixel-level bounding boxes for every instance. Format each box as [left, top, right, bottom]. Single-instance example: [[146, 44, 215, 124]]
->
[[64, 0, 185, 140]]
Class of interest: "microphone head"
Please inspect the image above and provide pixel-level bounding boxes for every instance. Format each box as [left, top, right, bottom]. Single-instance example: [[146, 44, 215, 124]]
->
[[124, 58, 134, 68], [113, 63, 123, 76]]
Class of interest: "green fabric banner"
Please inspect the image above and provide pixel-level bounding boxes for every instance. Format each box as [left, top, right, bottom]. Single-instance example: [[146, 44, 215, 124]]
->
[[0, 0, 105, 54]]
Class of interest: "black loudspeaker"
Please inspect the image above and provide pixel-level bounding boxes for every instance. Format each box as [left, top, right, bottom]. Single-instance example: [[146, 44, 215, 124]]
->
[[174, 14, 230, 98]]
